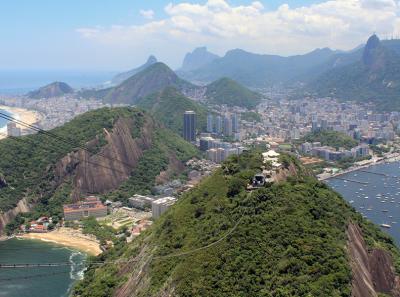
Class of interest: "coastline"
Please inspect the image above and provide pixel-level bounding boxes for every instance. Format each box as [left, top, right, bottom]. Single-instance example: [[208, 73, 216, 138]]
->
[[17, 227, 102, 256], [318, 153, 400, 181], [0, 105, 41, 139]]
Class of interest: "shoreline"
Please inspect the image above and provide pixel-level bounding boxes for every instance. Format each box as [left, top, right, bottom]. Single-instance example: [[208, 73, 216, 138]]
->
[[0, 105, 41, 139], [16, 227, 102, 256], [318, 153, 400, 181]]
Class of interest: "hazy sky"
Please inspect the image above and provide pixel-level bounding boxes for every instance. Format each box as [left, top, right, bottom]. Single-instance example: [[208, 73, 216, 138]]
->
[[1, 0, 399, 71]]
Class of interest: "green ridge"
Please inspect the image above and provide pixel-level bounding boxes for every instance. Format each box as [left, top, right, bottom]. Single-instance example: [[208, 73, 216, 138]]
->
[[72, 151, 400, 297]]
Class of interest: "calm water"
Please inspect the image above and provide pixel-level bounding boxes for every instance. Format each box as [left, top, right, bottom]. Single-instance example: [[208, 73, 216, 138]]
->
[[0, 70, 117, 95], [327, 161, 400, 246], [0, 238, 86, 297]]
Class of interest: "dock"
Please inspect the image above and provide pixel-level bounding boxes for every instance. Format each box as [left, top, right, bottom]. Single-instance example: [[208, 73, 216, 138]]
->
[[330, 176, 369, 185]]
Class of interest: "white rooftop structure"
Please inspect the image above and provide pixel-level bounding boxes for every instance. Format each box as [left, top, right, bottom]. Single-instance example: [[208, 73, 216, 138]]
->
[[152, 197, 177, 219]]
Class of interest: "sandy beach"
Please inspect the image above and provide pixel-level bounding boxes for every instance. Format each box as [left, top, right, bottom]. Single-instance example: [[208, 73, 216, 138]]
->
[[0, 105, 41, 139], [18, 227, 102, 256]]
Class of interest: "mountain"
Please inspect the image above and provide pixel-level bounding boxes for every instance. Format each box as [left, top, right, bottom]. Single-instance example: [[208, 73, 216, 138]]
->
[[81, 63, 196, 105], [308, 35, 400, 110], [0, 107, 198, 235], [205, 77, 262, 109], [111, 55, 158, 86], [27, 81, 74, 99], [72, 151, 400, 297], [178, 48, 337, 87], [137, 87, 208, 134], [179, 47, 219, 72]]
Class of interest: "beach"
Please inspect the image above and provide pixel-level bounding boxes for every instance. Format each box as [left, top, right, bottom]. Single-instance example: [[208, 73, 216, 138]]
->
[[18, 227, 102, 256], [0, 105, 41, 139]]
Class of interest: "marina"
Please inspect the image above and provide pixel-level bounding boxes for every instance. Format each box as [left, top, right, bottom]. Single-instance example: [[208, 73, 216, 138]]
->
[[327, 161, 400, 246]]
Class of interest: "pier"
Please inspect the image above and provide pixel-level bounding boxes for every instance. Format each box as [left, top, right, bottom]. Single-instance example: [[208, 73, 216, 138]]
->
[[330, 176, 369, 184], [359, 170, 390, 177]]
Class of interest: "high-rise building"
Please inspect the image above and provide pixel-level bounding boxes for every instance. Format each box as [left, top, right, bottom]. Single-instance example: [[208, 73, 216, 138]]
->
[[231, 113, 240, 133], [183, 111, 196, 142], [207, 114, 213, 133], [223, 116, 232, 136], [7, 122, 21, 137], [215, 115, 223, 134]]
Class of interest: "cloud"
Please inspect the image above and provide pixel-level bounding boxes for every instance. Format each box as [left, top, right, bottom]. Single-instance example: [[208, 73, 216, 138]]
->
[[140, 9, 154, 19], [76, 0, 400, 67]]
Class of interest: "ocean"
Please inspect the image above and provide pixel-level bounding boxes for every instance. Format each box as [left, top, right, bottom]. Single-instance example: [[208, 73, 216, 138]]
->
[[326, 161, 400, 246], [0, 70, 117, 95], [0, 238, 86, 297]]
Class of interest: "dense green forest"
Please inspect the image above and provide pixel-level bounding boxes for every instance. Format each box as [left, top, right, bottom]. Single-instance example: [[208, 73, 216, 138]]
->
[[300, 130, 358, 150], [205, 77, 262, 109], [0, 107, 197, 234], [72, 151, 400, 297], [136, 87, 209, 134]]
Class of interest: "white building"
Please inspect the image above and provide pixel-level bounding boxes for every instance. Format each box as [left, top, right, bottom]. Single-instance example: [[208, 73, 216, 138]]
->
[[152, 197, 177, 219]]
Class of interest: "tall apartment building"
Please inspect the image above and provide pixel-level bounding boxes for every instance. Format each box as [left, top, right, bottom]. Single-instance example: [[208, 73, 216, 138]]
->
[[206, 113, 213, 133], [7, 122, 21, 137], [183, 111, 196, 142], [152, 197, 177, 219]]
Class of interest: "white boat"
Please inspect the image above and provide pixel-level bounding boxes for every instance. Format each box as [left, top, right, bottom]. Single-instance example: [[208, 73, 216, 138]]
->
[[382, 210, 389, 212], [349, 200, 354, 204], [381, 224, 391, 228]]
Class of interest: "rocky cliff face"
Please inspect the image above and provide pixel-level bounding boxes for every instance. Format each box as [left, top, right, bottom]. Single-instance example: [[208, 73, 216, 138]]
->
[[55, 116, 155, 201], [0, 198, 31, 236], [348, 222, 400, 297]]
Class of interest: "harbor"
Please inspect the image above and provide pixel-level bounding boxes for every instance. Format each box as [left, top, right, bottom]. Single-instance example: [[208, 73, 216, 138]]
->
[[326, 160, 400, 246]]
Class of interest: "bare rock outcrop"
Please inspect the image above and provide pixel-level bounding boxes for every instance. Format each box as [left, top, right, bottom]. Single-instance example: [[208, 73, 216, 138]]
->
[[55, 116, 155, 201], [0, 198, 31, 236], [348, 222, 400, 297]]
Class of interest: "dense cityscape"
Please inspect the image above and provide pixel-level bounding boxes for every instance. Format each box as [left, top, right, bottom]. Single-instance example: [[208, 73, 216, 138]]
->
[[3, 1, 400, 297]]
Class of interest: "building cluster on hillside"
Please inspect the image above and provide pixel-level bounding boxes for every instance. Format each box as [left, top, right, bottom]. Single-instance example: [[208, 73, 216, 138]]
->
[[300, 141, 370, 161], [254, 98, 399, 144], [206, 112, 241, 140], [20, 216, 53, 233], [127, 194, 177, 220], [199, 133, 246, 163]]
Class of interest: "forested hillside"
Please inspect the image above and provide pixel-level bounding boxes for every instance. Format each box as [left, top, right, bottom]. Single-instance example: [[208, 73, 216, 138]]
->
[[73, 151, 400, 297], [0, 107, 197, 234], [137, 87, 209, 134]]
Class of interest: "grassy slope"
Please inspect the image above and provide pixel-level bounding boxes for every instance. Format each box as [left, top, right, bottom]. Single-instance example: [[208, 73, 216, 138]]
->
[[205, 77, 262, 109], [73, 151, 400, 297], [136, 87, 208, 134]]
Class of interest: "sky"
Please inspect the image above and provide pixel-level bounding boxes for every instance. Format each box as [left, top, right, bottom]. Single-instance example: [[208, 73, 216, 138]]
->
[[1, 0, 400, 71]]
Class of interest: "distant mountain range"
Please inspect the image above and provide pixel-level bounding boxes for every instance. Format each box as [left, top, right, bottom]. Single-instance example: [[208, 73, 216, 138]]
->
[[81, 61, 262, 109], [178, 47, 339, 87], [110, 55, 158, 86], [81, 62, 195, 105], [178, 47, 219, 73], [307, 35, 400, 110], [30, 36, 400, 110], [27, 81, 74, 99]]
